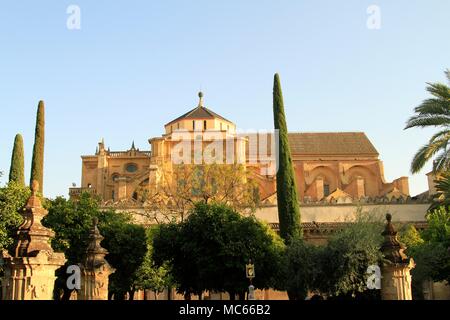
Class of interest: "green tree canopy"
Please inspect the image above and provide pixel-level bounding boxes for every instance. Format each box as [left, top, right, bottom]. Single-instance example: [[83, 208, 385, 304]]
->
[[152, 202, 285, 300], [43, 192, 147, 300], [319, 211, 384, 297], [134, 227, 173, 300], [0, 181, 30, 251], [405, 207, 450, 288], [283, 239, 324, 300], [101, 219, 147, 300], [284, 210, 384, 300]]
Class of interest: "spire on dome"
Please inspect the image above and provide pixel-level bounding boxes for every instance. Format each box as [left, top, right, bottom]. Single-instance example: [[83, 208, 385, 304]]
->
[[198, 91, 204, 107], [164, 91, 234, 127]]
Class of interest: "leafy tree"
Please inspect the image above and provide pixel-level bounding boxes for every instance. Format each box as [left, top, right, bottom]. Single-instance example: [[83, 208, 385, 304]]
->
[[43, 193, 110, 299], [134, 227, 173, 300], [423, 206, 450, 247], [9, 134, 25, 186], [44, 193, 104, 264], [283, 240, 324, 300], [101, 220, 147, 300], [405, 69, 450, 173], [43, 192, 146, 300], [0, 181, 30, 251], [152, 202, 285, 300], [30, 100, 45, 192], [273, 73, 301, 242], [404, 207, 450, 293], [400, 224, 425, 249], [412, 207, 450, 284], [317, 211, 384, 298]]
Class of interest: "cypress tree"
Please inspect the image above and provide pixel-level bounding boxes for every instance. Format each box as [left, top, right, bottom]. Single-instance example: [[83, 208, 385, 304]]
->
[[273, 73, 302, 242], [30, 100, 45, 193], [9, 134, 25, 186]]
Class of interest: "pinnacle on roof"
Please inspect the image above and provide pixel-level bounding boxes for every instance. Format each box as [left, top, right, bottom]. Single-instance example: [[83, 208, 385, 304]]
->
[[165, 92, 233, 126], [198, 91, 204, 107]]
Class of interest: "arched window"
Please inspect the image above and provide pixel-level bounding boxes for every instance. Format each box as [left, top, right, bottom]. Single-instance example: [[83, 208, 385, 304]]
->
[[324, 184, 330, 197]]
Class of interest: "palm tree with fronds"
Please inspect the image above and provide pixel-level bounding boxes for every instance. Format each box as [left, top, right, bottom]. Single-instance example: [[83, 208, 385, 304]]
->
[[429, 171, 450, 211], [405, 69, 450, 173]]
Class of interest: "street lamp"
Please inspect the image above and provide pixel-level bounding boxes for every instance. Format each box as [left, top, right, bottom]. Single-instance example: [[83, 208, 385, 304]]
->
[[246, 259, 256, 300]]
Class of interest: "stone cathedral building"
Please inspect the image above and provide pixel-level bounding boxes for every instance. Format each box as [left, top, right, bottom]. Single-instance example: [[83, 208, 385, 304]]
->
[[70, 92, 431, 242], [69, 92, 444, 300], [71, 92, 412, 204]]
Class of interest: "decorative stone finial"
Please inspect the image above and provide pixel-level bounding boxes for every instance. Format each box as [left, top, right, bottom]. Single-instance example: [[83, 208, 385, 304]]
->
[[78, 217, 115, 300], [386, 213, 392, 222], [381, 213, 410, 265], [198, 91, 204, 107], [16, 180, 58, 257], [27, 180, 42, 208], [84, 217, 109, 270], [380, 212, 415, 300]]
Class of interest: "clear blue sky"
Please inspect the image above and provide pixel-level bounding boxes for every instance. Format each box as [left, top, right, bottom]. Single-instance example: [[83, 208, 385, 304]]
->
[[0, 1, 449, 198]]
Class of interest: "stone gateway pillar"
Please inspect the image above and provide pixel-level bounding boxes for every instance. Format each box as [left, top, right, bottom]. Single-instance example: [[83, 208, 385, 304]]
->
[[380, 213, 415, 300], [0, 181, 66, 300], [78, 218, 115, 300]]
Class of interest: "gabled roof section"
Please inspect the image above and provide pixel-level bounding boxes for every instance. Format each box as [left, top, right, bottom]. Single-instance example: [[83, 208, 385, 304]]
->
[[165, 92, 233, 126], [287, 132, 379, 156]]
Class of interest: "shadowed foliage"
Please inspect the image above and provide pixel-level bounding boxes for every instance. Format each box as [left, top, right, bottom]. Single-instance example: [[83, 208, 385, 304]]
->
[[152, 202, 285, 300]]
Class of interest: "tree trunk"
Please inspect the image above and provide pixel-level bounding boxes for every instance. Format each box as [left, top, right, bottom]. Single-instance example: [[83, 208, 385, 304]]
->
[[62, 287, 73, 301], [238, 291, 246, 301], [229, 291, 236, 301], [115, 292, 126, 300]]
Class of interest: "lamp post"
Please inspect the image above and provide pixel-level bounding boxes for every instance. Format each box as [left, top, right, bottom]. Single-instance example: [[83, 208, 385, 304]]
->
[[246, 259, 255, 300]]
